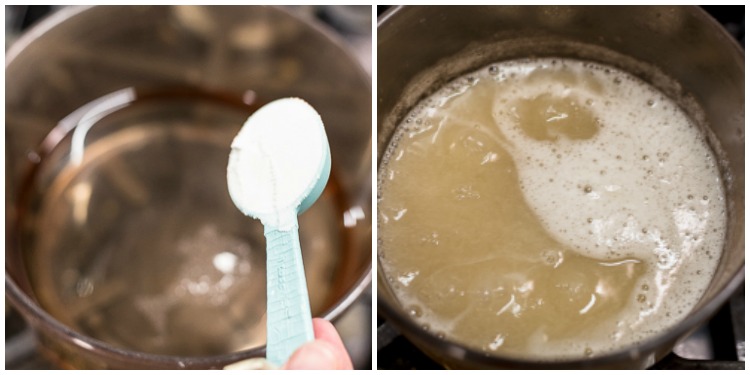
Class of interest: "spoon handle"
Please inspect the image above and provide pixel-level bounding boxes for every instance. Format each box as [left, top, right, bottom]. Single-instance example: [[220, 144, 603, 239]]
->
[[264, 220, 315, 366]]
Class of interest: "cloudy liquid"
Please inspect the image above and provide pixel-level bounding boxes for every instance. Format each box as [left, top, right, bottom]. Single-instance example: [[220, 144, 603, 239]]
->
[[378, 59, 726, 359]]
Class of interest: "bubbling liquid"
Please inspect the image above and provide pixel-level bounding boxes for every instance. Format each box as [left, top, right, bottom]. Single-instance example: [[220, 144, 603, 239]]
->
[[378, 58, 726, 359]]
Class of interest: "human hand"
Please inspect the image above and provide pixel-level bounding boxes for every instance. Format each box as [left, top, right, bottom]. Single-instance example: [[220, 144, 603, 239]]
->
[[223, 318, 353, 370], [282, 318, 354, 370]]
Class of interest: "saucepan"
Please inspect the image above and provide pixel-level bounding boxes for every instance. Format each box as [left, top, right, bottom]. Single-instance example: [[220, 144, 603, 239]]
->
[[377, 5, 743, 369], [6, 5, 371, 369]]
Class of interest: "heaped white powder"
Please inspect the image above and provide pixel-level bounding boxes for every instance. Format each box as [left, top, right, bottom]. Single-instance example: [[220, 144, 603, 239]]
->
[[227, 98, 327, 230]]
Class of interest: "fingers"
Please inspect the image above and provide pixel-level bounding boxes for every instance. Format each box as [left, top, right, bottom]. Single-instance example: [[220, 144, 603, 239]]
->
[[282, 318, 354, 370]]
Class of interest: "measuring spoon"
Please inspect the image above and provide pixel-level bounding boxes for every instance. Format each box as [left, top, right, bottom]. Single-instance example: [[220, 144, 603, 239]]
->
[[227, 97, 330, 366]]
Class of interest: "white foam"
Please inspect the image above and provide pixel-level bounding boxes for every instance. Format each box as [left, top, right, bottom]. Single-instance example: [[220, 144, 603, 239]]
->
[[383, 58, 726, 358], [496, 59, 721, 351], [490, 62, 723, 258], [483, 59, 725, 348]]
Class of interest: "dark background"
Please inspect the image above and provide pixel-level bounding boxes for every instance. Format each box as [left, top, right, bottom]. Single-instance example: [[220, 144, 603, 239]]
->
[[377, 5, 744, 47]]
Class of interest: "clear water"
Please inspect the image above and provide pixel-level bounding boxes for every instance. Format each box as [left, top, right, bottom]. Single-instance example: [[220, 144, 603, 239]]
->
[[21, 89, 345, 357]]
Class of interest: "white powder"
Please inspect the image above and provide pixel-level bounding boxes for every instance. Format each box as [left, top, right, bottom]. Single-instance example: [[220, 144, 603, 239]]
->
[[227, 98, 327, 230]]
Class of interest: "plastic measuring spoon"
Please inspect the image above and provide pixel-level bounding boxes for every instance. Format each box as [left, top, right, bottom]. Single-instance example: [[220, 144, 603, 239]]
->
[[227, 98, 330, 366]]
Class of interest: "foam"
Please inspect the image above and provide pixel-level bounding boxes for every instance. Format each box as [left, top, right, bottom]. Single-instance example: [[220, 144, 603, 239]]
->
[[489, 60, 723, 260], [484, 59, 726, 348], [380, 58, 726, 358]]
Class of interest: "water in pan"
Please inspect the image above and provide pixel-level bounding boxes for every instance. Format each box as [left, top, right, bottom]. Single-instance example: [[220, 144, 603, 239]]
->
[[19, 89, 346, 357]]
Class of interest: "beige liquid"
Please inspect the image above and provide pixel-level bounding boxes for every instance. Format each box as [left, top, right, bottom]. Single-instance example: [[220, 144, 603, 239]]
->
[[378, 59, 726, 359]]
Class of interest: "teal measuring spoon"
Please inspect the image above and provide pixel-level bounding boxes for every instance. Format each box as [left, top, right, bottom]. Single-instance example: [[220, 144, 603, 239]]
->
[[227, 98, 331, 366]]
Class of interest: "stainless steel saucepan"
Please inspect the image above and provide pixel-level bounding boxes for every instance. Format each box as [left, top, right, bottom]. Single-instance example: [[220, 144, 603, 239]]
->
[[377, 5, 743, 369]]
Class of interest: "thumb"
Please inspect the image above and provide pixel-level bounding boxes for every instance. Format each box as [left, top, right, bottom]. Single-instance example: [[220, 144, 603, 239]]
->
[[282, 340, 350, 370], [282, 318, 354, 370]]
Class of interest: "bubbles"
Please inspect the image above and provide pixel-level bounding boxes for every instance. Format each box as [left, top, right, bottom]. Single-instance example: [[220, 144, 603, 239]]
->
[[453, 185, 480, 200], [408, 305, 423, 318], [398, 271, 419, 287], [655, 248, 678, 269], [541, 249, 564, 268], [488, 334, 506, 351], [420, 231, 440, 245], [378, 56, 726, 361]]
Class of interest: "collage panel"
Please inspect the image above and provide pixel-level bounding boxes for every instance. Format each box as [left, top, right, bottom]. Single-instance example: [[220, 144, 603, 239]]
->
[[6, 5, 371, 370], [376, 5, 744, 370], [3, 4, 746, 372]]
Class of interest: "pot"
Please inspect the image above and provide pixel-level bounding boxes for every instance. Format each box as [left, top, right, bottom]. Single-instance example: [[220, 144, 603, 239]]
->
[[377, 5, 743, 369], [6, 5, 371, 369]]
